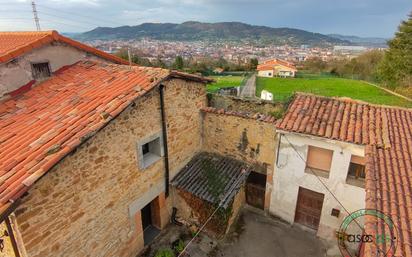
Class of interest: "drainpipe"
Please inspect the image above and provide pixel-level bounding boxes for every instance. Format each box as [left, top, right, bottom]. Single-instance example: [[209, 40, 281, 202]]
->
[[5, 216, 21, 257], [159, 84, 170, 197]]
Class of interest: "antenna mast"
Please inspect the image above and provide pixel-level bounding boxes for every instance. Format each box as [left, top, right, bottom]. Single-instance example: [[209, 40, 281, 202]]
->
[[31, 0, 41, 31]]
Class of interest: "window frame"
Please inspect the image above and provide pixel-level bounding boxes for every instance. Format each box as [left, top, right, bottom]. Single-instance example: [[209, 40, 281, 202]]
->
[[346, 155, 366, 188], [136, 132, 164, 170], [305, 145, 334, 178], [30, 61, 52, 80]]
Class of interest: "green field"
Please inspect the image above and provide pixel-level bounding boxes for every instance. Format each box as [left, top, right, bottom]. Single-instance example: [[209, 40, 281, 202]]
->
[[207, 76, 244, 92], [256, 76, 412, 108]]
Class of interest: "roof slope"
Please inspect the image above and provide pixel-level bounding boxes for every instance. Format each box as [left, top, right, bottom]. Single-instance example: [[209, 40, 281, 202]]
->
[[171, 152, 250, 208], [0, 31, 128, 64], [0, 60, 209, 212], [257, 58, 297, 71], [277, 94, 412, 257]]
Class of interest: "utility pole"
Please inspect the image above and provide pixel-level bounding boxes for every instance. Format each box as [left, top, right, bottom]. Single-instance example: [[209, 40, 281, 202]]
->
[[31, 0, 41, 31], [127, 48, 132, 67]]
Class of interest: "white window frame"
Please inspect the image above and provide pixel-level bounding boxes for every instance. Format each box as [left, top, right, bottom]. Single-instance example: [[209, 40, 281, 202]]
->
[[136, 132, 164, 169]]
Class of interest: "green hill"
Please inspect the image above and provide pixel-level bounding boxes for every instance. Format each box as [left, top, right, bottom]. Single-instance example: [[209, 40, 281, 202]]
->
[[76, 21, 350, 46]]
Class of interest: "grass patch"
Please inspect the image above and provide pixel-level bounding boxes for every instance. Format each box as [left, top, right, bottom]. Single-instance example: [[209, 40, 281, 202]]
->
[[207, 76, 244, 93], [256, 76, 412, 108]]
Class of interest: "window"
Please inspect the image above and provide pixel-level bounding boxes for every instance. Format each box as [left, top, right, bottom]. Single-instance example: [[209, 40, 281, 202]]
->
[[31, 62, 51, 80], [305, 145, 333, 178], [137, 133, 164, 169], [346, 155, 365, 187]]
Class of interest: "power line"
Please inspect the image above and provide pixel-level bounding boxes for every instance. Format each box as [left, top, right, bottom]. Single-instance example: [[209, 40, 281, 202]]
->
[[38, 11, 102, 28], [36, 4, 125, 27]]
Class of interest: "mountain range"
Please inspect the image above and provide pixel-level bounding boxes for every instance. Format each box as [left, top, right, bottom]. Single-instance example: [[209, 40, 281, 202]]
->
[[76, 21, 386, 47], [327, 34, 388, 47]]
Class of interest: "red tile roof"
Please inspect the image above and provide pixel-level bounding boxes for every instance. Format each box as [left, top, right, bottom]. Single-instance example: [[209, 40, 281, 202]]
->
[[277, 93, 412, 257], [0, 31, 129, 64], [257, 58, 297, 71], [0, 60, 210, 213]]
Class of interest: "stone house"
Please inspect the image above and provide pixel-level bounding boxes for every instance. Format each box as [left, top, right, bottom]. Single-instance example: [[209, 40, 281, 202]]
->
[[0, 31, 128, 99], [1, 31, 411, 257], [257, 58, 297, 78], [0, 34, 213, 256]]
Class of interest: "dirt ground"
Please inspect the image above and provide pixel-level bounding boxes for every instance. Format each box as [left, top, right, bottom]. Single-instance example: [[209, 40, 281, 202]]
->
[[213, 207, 327, 257], [140, 206, 328, 257]]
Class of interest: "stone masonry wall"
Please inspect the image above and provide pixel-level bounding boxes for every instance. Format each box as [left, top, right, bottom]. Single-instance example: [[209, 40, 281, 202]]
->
[[208, 94, 284, 116], [12, 78, 206, 257], [201, 110, 277, 210]]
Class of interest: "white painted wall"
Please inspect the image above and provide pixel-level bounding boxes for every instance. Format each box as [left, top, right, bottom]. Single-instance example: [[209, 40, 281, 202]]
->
[[0, 42, 108, 98], [258, 70, 274, 77], [270, 132, 365, 241], [260, 90, 273, 101]]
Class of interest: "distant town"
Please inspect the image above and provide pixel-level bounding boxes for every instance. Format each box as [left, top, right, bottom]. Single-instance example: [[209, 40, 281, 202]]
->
[[88, 38, 382, 66]]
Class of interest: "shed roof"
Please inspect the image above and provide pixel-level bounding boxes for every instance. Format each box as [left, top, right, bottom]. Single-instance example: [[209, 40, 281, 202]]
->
[[171, 152, 250, 208]]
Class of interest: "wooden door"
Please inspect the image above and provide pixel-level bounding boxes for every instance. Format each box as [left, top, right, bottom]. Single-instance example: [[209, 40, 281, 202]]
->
[[245, 171, 266, 210], [294, 187, 324, 230]]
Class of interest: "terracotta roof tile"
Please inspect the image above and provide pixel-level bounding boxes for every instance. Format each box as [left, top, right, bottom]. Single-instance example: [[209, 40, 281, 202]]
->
[[257, 58, 297, 71], [0, 60, 210, 213], [0, 31, 129, 64], [277, 93, 412, 257]]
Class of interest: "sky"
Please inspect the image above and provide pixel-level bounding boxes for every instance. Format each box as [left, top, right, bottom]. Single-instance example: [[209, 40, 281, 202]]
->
[[0, 0, 411, 38]]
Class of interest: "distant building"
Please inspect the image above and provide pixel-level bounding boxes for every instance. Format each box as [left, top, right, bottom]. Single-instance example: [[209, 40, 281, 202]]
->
[[333, 45, 367, 52], [260, 90, 273, 101], [257, 58, 297, 78]]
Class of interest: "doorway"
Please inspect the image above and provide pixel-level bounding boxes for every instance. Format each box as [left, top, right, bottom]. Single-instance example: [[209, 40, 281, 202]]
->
[[245, 171, 266, 210], [141, 200, 160, 245], [294, 187, 324, 230]]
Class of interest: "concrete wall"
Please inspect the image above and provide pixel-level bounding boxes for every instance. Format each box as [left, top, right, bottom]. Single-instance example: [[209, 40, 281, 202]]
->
[[0, 42, 108, 98], [270, 132, 365, 240], [258, 70, 274, 77], [12, 78, 206, 257], [201, 112, 277, 210]]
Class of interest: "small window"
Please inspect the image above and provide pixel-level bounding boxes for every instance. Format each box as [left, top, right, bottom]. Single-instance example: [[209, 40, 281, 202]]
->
[[305, 145, 333, 178], [137, 134, 163, 169], [31, 62, 51, 80], [346, 155, 365, 188]]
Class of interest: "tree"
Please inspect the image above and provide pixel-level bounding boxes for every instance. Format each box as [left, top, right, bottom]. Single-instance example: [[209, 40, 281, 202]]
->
[[248, 58, 259, 70], [378, 11, 412, 88], [173, 56, 184, 70], [302, 57, 327, 73]]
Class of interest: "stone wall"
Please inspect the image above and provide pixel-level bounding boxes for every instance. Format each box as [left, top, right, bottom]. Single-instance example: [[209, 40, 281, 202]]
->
[[12, 79, 206, 257], [208, 94, 284, 116], [0, 42, 110, 99], [201, 109, 277, 210]]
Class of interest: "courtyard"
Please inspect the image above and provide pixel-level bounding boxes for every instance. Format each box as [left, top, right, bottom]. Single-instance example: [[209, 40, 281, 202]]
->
[[140, 207, 328, 257]]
